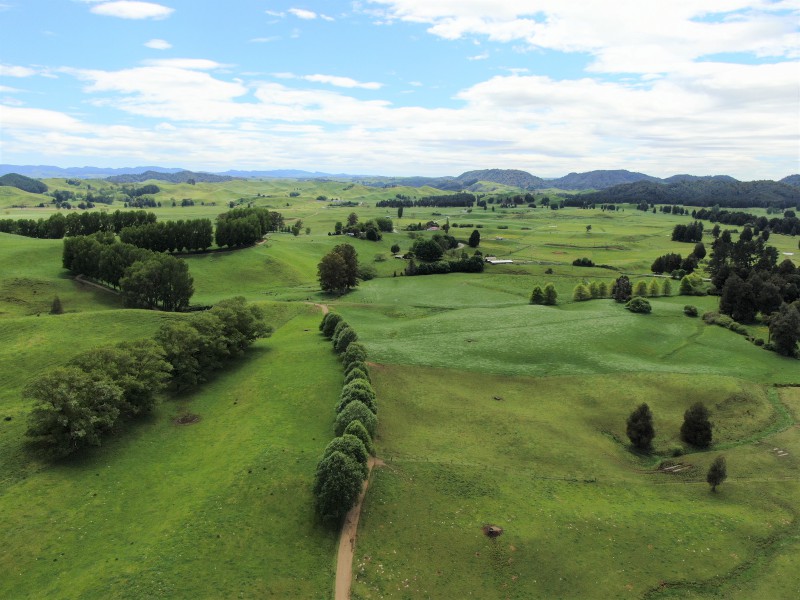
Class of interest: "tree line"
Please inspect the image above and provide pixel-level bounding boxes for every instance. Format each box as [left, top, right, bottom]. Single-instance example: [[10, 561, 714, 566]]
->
[[119, 219, 214, 253], [376, 192, 477, 208], [63, 233, 194, 311], [313, 313, 378, 523], [25, 297, 270, 458], [0, 209, 156, 239], [691, 207, 799, 237]]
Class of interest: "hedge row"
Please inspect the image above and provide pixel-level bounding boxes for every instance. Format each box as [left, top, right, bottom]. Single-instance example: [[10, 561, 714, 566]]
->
[[312, 312, 378, 523]]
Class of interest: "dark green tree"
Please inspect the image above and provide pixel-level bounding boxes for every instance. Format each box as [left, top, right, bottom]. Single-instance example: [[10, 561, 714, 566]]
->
[[344, 367, 371, 385], [625, 297, 652, 314], [530, 286, 545, 305], [769, 302, 800, 356], [334, 401, 378, 437], [50, 296, 63, 315], [334, 326, 358, 355], [719, 273, 757, 322], [344, 419, 374, 454], [322, 434, 370, 478], [342, 342, 367, 370], [626, 403, 655, 452], [543, 283, 558, 306], [318, 244, 359, 294], [706, 455, 727, 492], [312, 451, 364, 522], [25, 367, 123, 457], [337, 380, 377, 414], [321, 313, 343, 338], [680, 402, 713, 448], [468, 229, 481, 248], [612, 275, 632, 303]]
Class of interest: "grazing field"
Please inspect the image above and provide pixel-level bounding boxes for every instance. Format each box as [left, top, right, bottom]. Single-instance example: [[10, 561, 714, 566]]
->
[[0, 179, 797, 599]]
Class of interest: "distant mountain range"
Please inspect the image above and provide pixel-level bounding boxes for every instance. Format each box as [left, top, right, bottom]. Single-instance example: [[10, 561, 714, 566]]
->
[[1, 164, 797, 193]]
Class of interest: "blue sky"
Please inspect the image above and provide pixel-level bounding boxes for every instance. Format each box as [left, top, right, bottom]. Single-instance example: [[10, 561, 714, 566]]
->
[[0, 0, 798, 178]]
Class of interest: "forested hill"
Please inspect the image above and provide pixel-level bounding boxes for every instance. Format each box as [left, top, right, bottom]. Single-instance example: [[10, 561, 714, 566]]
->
[[781, 174, 800, 187], [456, 169, 546, 189], [106, 170, 234, 184], [0, 173, 48, 194], [548, 170, 658, 190], [576, 178, 800, 208]]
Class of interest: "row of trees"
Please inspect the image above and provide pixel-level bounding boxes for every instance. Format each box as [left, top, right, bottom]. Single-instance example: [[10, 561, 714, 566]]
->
[[63, 234, 194, 311], [692, 207, 799, 236], [25, 297, 270, 457], [0, 210, 157, 239], [214, 207, 283, 248], [376, 192, 476, 208], [651, 243, 705, 275], [313, 313, 378, 523], [119, 219, 214, 253]]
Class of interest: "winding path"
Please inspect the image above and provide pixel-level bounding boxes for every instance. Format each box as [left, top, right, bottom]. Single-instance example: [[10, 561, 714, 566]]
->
[[334, 456, 381, 600]]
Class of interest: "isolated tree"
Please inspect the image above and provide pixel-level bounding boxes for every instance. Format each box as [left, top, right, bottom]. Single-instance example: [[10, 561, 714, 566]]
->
[[706, 455, 727, 492], [347, 212, 359, 227], [586, 224, 592, 233], [769, 302, 800, 356], [397, 206, 404, 219], [529, 285, 545, 305], [680, 402, 713, 448], [312, 451, 364, 523], [543, 283, 558, 306], [390, 243, 400, 254], [612, 275, 632, 303], [50, 296, 64, 315], [318, 244, 359, 294], [468, 229, 481, 248], [626, 403, 655, 452]]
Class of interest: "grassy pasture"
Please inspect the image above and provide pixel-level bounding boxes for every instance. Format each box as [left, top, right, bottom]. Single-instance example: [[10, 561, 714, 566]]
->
[[351, 367, 799, 600], [0, 180, 798, 598], [0, 305, 341, 599]]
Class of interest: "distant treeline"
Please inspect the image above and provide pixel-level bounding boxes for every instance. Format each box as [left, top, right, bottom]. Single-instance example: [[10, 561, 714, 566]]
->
[[376, 192, 477, 208], [576, 179, 800, 209], [691, 208, 800, 236], [0, 173, 48, 194], [63, 233, 193, 311], [0, 210, 156, 239]]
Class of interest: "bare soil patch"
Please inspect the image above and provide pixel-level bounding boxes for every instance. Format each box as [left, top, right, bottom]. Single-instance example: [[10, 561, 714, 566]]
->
[[173, 413, 201, 426]]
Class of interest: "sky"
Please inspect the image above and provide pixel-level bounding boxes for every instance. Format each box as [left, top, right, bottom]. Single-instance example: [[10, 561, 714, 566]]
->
[[0, 0, 798, 179]]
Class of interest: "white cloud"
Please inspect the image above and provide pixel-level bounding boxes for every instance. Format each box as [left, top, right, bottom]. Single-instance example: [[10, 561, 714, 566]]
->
[[13, 55, 787, 178], [304, 74, 382, 89], [250, 37, 280, 43], [144, 39, 172, 50], [367, 1, 800, 73], [265, 10, 285, 17], [0, 64, 38, 77], [468, 52, 489, 61], [288, 8, 317, 20], [89, 1, 174, 20]]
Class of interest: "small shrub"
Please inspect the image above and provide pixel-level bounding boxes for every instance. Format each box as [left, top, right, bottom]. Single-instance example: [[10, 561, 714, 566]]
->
[[322, 314, 344, 338], [625, 296, 652, 314], [683, 305, 698, 317], [334, 327, 358, 354]]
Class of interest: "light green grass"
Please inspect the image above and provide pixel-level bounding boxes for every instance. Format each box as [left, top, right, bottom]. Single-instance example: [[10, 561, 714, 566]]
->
[[351, 366, 799, 600], [0, 305, 341, 599]]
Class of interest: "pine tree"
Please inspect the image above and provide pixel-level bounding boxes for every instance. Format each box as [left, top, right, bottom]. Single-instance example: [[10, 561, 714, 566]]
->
[[706, 455, 727, 492], [626, 403, 655, 452], [543, 283, 558, 306], [50, 296, 64, 315], [529, 286, 545, 305], [681, 402, 713, 448]]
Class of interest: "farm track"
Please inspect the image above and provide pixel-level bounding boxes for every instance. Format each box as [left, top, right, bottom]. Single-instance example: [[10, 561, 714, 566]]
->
[[335, 456, 382, 600]]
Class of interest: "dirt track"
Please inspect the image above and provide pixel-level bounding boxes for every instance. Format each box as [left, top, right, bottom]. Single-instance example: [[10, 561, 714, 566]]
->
[[334, 456, 381, 600]]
